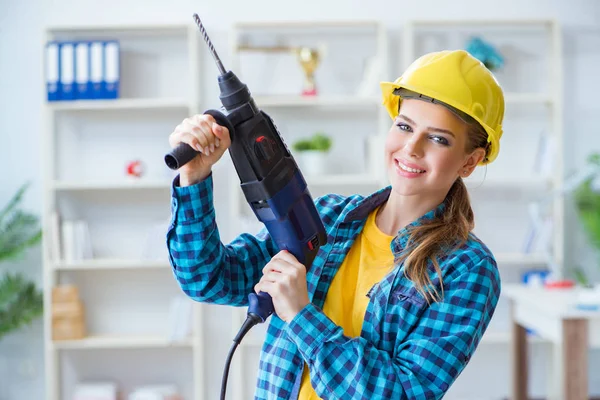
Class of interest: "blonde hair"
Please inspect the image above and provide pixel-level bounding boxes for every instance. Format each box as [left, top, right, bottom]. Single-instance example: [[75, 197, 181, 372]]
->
[[396, 120, 489, 303]]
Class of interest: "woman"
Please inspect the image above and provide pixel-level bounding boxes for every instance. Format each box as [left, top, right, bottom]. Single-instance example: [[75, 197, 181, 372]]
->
[[166, 49, 504, 400]]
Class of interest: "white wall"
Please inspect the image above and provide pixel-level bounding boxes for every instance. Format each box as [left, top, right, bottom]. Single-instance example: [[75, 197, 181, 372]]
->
[[1, 0, 600, 399]]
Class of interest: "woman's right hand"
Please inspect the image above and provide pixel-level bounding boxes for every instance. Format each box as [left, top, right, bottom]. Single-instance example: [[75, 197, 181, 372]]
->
[[169, 114, 231, 186]]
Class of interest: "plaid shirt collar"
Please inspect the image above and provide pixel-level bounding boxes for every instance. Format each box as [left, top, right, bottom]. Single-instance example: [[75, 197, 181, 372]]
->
[[341, 185, 447, 254]]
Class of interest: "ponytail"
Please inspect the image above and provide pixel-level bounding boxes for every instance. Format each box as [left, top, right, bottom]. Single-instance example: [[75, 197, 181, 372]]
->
[[396, 175, 474, 304]]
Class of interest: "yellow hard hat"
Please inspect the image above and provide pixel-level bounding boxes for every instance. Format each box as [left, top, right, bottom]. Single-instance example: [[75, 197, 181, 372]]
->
[[380, 50, 504, 164]]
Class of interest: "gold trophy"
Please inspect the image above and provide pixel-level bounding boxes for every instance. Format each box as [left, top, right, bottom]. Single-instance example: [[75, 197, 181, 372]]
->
[[294, 47, 320, 96], [236, 44, 322, 96]]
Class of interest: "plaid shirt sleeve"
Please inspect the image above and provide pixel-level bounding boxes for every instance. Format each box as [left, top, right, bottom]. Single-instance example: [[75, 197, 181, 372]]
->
[[285, 256, 500, 400], [167, 174, 277, 307]]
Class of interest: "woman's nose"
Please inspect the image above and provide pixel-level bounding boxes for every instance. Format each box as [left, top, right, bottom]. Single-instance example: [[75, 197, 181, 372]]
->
[[404, 136, 424, 158]]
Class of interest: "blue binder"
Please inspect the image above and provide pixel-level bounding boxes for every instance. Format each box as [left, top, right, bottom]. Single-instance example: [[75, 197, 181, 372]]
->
[[75, 41, 92, 100], [45, 41, 60, 101], [89, 41, 104, 99], [59, 42, 75, 100], [104, 40, 120, 99]]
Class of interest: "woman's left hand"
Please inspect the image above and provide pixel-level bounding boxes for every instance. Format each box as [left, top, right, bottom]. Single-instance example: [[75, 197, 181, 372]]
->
[[254, 250, 310, 323]]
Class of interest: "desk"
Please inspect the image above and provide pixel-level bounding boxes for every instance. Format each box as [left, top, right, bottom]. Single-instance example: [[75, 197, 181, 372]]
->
[[504, 284, 600, 400]]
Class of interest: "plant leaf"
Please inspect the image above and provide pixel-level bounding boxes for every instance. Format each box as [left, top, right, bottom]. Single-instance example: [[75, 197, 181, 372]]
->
[[0, 183, 30, 227], [0, 272, 44, 340]]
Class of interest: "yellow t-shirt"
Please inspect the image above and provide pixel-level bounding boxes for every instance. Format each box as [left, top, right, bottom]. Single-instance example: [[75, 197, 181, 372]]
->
[[298, 206, 395, 399]]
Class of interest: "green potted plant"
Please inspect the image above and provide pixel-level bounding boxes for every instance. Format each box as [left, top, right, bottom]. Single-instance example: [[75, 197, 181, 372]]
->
[[0, 183, 43, 341], [573, 153, 600, 287], [292, 132, 332, 176]]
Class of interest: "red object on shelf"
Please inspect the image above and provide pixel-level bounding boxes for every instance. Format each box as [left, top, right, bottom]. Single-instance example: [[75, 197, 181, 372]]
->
[[544, 280, 575, 289], [126, 160, 145, 178]]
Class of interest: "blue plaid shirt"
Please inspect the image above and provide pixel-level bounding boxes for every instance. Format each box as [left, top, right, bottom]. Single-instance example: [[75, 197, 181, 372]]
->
[[167, 174, 501, 400]]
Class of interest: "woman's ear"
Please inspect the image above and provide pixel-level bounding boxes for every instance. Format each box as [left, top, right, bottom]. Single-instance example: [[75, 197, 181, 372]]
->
[[460, 148, 486, 177]]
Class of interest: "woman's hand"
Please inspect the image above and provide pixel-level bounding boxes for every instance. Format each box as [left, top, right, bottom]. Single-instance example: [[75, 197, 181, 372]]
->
[[254, 250, 310, 323], [168, 113, 231, 186]]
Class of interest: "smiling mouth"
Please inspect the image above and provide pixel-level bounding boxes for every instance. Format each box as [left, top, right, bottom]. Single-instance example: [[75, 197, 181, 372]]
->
[[396, 160, 426, 173]]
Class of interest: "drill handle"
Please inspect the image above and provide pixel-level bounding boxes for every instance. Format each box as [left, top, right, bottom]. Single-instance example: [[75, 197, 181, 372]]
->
[[247, 291, 275, 323], [204, 109, 236, 136], [164, 109, 235, 170]]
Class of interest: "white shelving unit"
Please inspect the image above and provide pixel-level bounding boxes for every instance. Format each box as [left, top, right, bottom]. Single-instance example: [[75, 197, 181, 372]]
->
[[41, 24, 205, 400], [223, 20, 389, 399], [401, 17, 563, 390]]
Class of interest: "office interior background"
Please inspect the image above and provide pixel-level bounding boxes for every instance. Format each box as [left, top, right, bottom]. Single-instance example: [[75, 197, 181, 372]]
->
[[1, 0, 600, 399]]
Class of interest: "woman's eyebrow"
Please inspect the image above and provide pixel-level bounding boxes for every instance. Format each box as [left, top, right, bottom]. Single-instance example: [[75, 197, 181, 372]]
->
[[398, 114, 417, 125], [398, 114, 456, 138], [428, 127, 456, 138]]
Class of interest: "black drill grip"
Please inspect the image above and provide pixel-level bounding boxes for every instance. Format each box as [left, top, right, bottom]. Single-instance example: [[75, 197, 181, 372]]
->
[[164, 110, 236, 170], [164, 142, 196, 170]]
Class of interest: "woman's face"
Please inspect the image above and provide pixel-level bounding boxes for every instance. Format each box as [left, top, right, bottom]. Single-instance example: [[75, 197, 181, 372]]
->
[[384, 98, 483, 200]]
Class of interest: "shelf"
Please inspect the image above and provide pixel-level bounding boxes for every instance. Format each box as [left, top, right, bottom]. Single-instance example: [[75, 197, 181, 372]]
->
[[234, 20, 381, 30], [481, 330, 549, 344], [495, 253, 548, 266], [53, 258, 171, 271], [465, 177, 551, 191], [409, 19, 555, 27], [254, 95, 380, 108], [47, 23, 190, 36], [504, 93, 552, 105], [306, 174, 382, 186], [47, 98, 190, 112], [52, 335, 193, 350], [52, 180, 172, 191]]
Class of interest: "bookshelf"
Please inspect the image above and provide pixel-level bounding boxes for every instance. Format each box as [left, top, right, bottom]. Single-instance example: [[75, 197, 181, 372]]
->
[[41, 23, 205, 400], [402, 17, 563, 399]]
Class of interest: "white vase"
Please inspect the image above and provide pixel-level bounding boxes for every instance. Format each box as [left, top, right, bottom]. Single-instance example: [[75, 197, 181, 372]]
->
[[296, 150, 328, 176], [365, 135, 387, 180]]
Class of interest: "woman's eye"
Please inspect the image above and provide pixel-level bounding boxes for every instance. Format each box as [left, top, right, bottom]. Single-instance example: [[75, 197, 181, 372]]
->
[[431, 136, 450, 146], [396, 123, 411, 132]]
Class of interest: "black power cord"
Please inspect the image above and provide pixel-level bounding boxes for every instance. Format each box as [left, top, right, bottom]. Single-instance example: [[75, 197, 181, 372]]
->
[[221, 313, 263, 400]]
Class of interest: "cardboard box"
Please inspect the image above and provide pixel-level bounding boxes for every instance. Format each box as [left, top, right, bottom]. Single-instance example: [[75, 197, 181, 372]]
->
[[52, 299, 84, 319], [52, 317, 86, 341], [52, 285, 79, 303], [51, 284, 87, 341]]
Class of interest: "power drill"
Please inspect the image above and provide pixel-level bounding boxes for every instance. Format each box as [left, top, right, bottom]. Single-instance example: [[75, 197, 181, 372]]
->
[[165, 15, 327, 328]]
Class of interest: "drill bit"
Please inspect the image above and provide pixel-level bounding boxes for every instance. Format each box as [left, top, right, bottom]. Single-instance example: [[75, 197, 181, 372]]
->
[[193, 13, 226, 75]]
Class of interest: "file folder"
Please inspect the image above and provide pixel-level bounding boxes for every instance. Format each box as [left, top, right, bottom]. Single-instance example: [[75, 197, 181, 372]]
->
[[104, 40, 120, 99], [59, 42, 75, 100], [89, 41, 104, 99], [75, 41, 92, 100], [46, 41, 60, 101]]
